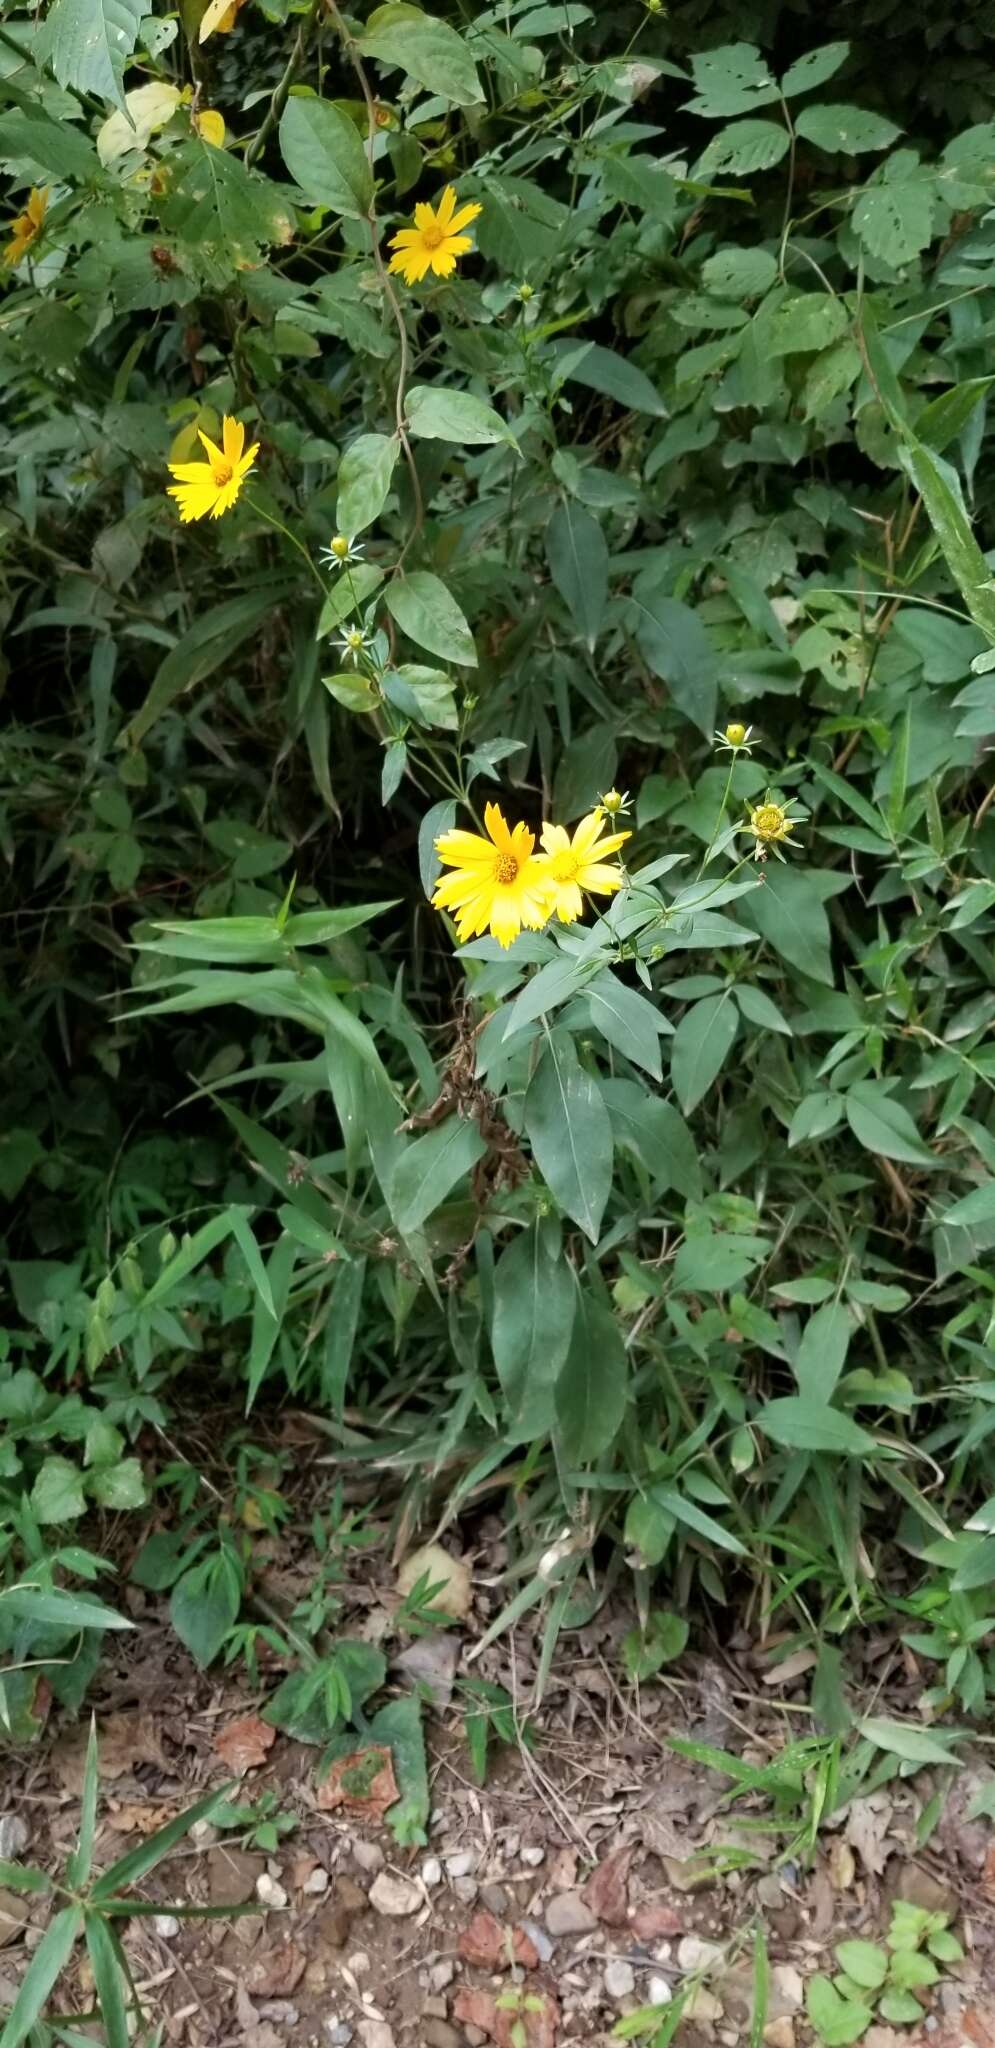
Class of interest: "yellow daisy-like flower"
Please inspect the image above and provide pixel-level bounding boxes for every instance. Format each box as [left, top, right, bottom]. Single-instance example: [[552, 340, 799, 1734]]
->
[[744, 793, 800, 861], [166, 414, 259, 523], [4, 187, 48, 268], [538, 811, 631, 925], [432, 802, 554, 949], [387, 185, 482, 285]]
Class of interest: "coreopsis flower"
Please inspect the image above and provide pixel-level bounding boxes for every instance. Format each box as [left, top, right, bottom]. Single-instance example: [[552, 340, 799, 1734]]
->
[[432, 803, 555, 949], [538, 812, 631, 925], [320, 534, 364, 571], [4, 187, 48, 268], [166, 415, 258, 522], [388, 186, 482, 285], [744, 794, 801, 860]]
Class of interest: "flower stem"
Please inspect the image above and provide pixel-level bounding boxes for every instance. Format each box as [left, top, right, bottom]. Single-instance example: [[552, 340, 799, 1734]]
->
[[246, 496, 328, 600]]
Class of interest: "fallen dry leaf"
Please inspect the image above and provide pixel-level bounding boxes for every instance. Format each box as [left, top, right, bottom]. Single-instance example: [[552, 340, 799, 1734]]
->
[[106, 1802, 178, 1835], [454, 1988, 558, 2048], [0, 1893, 28, 1949], [245, 1939, 307, 1999], [396, 1541, 472, 1620], [315, 1745, 399, 1819], [546, 1845, 577, 1891], [630, 1902, 683, 1939], [53, 1711, 165, 1793], [458, 1911, 539, 1970], [581, 1844, 633, 1926], [845, 1794, 894, 1877], [214, 1714, 276, 1775], [829, 1839, 856, 1891]]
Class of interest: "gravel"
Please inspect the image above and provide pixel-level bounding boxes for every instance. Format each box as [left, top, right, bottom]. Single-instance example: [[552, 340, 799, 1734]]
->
[[0, 1820, 28, 1862], [545, 1891, 598, 1937], [604, 1960, 636, 2000], [369, 1872, 422, 1918]]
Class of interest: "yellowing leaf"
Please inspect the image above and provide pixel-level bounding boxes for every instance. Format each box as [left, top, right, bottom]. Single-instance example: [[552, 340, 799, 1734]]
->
[[196, 109, 226, 146], [96, 81, 181, 164], [199, 0, 236, 42]]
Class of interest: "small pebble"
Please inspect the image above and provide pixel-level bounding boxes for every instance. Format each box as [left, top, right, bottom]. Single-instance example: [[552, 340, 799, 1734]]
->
[[678, 1936, 723, 1973], [648, 1976, 673, 2007], [256, 1874, 288, 1910], [445, 1851, 475, 1879], [428, 1958, 456, 1993], [347, 1952, 371, 1976], [423, 1997, 448, 2020], [521, 1845, 545, 1868], [520, 1918, 553, 1963], [324, 2027, 353, 2047], [357, 2024, 394, 2048], [260, 2004, 299, 2025], [153, 1915, 180, 1939], [370, 1872, 421, 1918], [479, 1884, 508, 1916], [0, 1818, 29, 1861], [545, 1892, 598, 1938], [352, 1840, 384, 1874], [452, 1876, 478, 1906], [422, 2023, 460, 2048], [421, 1857, 443, 1888], [304, 1867, 330, 1896], [605, 1960, 635, 2001], [190, 1819, 218, 1846]]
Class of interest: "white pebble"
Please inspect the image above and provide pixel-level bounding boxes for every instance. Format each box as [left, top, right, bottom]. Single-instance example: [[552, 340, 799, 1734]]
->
[[304, 1867, 330, 1895], [648, 1976, 673, 2007], [256, 1873, 288, 1909], [444, 1850, 474, 1878], [421, 1857, 443, 1887], [520, 1845, 545, 1868], [0, 1817, 29, 1860], [153, 1915, 180, 1939], [605, 1960, 635, 2001]]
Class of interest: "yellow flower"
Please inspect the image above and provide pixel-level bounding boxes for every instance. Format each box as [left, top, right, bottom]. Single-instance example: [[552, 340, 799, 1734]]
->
[[196, 109, 226, 147], [538, 811, 631, 925], [4, 187, 48, 268], [166, 414, 259, 523], [726, 723, 746, 746], [596, 787, 631, 818], [388, 185, 482, 285], [744, 794, 800, 860], [432, 802, 554, 949]]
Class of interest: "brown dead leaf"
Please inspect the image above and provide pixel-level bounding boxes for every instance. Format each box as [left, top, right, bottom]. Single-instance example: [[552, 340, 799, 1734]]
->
[[53, 1711, 166, 1793], [546, 1846, 577, 1891], [458, 1912, 539, 1970], [245, 1940, 307, 1999], [214, 1715, 276, 1775], [630, 1902, 683, 1939], [0, 1893, 28, 1949], [762, 1647, 818, 1686], [984, 1842, 995, 1900], [455, 1989, 500, 2040], [829, 1839, 856, 1891], [581, 1845, 633, 1926], [845, 1795, 895, 1877], [454, 1988, 558, 2048], [315, 1746, 398, 1819], [106, 1802, 177, 1835]]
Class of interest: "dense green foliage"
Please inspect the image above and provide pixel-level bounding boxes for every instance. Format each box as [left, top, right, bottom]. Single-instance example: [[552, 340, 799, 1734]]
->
[[4, 0, 995, 1738]]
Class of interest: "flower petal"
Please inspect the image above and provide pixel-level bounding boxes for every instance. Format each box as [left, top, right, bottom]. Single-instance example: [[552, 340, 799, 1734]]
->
[[222, 415, 245, 462], [448, 201, 482, 234], [575, 861, 624, 894], [435, 185, 457, 228], [197, 429, 225, 465], [539, 824, 570, 855], [483, 802, 513, 854]]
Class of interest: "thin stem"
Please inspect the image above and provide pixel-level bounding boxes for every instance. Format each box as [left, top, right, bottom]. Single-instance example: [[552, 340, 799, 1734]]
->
[[245, 494, 328, 598], [697, 756, 738, 877], [244, 0, 321, 169], [322, 0, 424, 557]]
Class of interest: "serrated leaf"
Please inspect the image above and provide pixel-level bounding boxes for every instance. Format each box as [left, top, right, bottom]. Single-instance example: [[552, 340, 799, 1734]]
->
[[796, 102, 901, 153], [405, 384, 517, 448], [356, 5, 484, 106], [279, 95, 375, 217], [779, 42, 849, 95], [698, 118, 791, 177], [852, 151, 936, 265], [36, 0, 144, 109]]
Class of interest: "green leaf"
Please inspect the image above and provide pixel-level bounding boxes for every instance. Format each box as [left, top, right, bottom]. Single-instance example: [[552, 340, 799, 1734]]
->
[[756, 1397, 877, 1455], [0, 107, 102, 182], [879, 1991, 928, 2025], [278, 95, 374, 218], [744, 867, 834, 985], [368, 1694, 430, 1845], [30, 1456, 87, 1525], [389, 1116, 488, 1234], [701, 246, 778, 300], [669, 992, 738, 1114], [169, 1553, 241, 1669], [601, 1081, 702, 1199], [686, 42, 779, 117], [587, 970, 663, 1080], [0, 1130, 44, 1202], [555, 1288, 627, 1462], [846, 1082, 937, 1168], [806, 1975, 873, 2048], [654, 1484, 746, 1555], [491, 1221, 576, 1442], [336, 433, 400, 535], [915, 377, 995, 455], [356, 5, 484, 106], [623, 1610, 689, 1680], [631, 591, 719, 734], [556, 341, 666, 417], [895, 438, 995, 644], [0, 1586, 132, 1631], [795, 103, 901, 152], [942, 1181, 995, 1225], [698, 119, 792, 176], [779, 42, 849, 94], [88, 1458, 147, 1511], [125, 587, 289, 745], [766, 293, 850, 355], [0, 1905, 83, 2048], [857, 1717, 963, 1767], [545, 500, 608, 652], [405, 385, 518, 449], [84, 1914, 129, 2048], [385, 573, 476, 667], [852, 150, 936, 266], [92, 1785, 232, 1899], [794, 1303, 852, 1401], [36, 0, 144, 108], [66, 1719, 99, 1891], [835, 1942, 888, 1991], [523, 1030, 613, 1243]]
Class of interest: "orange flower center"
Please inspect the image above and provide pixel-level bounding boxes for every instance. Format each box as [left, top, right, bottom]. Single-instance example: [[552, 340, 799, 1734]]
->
[[422, 221, 445, 250], [211, 458, 234, 485], [492, 852, 519, 885]]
